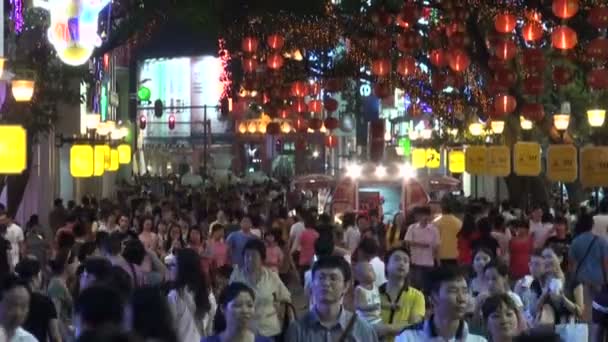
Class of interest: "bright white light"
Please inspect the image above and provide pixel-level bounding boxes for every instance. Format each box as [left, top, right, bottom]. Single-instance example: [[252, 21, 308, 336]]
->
[[345, 163, 362, 179], [375, 165, 387, 178], [399, 163, 415, 179], [312, 150, 320, 158]]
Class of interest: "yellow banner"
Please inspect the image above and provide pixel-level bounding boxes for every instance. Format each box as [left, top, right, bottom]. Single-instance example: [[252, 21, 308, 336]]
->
[[580, 146, 608, 187], [514, 142, 541, 176], [448, 150, 465, 174], [487, 146, 511, 177], [426, 148, 441, 169], [411, 148, 426, 169], [547, 145, 577, 182], [465, 146, 487, 175]]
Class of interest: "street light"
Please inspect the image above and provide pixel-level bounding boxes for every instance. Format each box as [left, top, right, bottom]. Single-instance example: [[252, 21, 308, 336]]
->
[[520, 117, 533, 130], [469, 123, 484, 136], [587, 109, 606, 127], [345, 163, 362, 179], [553, 114, 570, 131], [490, 120, 505, 134], [375, 165, 387, 178]]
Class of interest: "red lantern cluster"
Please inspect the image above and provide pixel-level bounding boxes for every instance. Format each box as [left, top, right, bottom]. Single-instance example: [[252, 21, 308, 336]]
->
[[308, 100, 323, 113], [552, 26, 577, 50], [552, 0, 579, 20], [589, 6, 608, 30], [396, 57, 417, 76], [371, 58, 391, 77], [267, 34, 285, 50], [325, 135, 338, 148], [266, 54, 284, 70], [494, 12, 517, 34], [447, 49, 470, 73], [521, 103, 545, 122], [241, 37, 259, 53], [494, 94, 517, 116], [324, 117, 339, 131], [290, 81, 309, 98], [522, 22, 543, 42], [493, 39, 517, 61]]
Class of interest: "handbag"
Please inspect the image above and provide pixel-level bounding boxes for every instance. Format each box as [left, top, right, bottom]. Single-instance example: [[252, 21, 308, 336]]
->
[[555, 322, 589, 341], [274, 300, 297, 342]]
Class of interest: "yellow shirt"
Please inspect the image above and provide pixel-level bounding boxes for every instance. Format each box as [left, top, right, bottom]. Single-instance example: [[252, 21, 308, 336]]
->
[[433, 214, 462, 260], [385, 224, 406, 250], [380, 283, 425, 342]]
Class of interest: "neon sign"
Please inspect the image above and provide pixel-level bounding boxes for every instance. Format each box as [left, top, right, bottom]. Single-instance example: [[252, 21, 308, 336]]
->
[[33, 0, 111, 66]]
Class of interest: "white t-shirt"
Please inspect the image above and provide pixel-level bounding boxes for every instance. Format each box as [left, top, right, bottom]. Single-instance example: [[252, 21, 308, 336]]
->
[[289, 222, 305, 253], [593, 214, 608, 239], [4, 223, 24, 267], [344, 226, 361, 253], [0, 326, 38, 342], [369, 256, 387, 287], [530, 221, 553, 248], [167, 289, 217, 340]]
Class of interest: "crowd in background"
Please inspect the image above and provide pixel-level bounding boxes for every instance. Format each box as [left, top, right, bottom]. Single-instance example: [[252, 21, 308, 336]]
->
[[0, 183, 606, 341]]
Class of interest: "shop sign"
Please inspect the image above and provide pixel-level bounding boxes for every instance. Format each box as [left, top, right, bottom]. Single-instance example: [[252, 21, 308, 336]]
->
[[514, 142, 541, 176], [465, 145, 487, 175], [547, 144, 577, 182], [487, 146, 511, 177], [580, 146, 608, 188], [411, 148, 426, 169], [426, 148, 441, 169], [448, 150, 465, 174]]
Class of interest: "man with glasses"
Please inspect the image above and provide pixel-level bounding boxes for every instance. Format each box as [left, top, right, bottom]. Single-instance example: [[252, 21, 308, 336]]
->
[[287, 255, 378, 341]]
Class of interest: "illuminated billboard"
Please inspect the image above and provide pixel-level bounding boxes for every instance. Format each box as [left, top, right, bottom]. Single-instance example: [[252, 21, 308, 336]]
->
[[138, 56, 223, 138]]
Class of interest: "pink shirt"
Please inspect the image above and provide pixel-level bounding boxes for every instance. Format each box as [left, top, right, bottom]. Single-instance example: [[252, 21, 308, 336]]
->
[[209, 240, 228, 268], [404, 222, 440, 267], [298, 228, 319, 266], [265, 245, 284, 273], [139, 232, 158, 251]]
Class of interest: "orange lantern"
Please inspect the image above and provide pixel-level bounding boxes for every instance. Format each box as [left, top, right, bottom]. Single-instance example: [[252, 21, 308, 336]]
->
[[494, 12, 517, 33], [552, 0, 579, 20], [589, 6, 608, 30], [552, 25, 577, 50], [429, 49, 447, 67], [242, 36, 259, 53], [325, 135, 338, 148], [494, 94, 517, 116], [291, 99, 308, 113], [448, 49, 470, 73], [324, 117, 339, 131], [266, 53, 284, 70], [242, 58, 258, 73], [396, 57, 417, 76], [290, 81, 308, 98], [308, 100, 323, 113], [494, 39, 517, 60], [267, 34, 285, 50], [522, 22, 543, 42], [371, 58, 391, 77], [521, 103, 545, 122]]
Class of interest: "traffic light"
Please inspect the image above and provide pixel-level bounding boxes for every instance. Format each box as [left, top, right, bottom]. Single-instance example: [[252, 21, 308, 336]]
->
[[168, 114, 176, 130], [138, 115, 147, 129], [154, 99, 163, 118]]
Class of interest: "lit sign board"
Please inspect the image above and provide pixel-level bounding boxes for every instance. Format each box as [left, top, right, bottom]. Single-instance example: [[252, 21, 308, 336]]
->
[[33, 0, 111, 66]]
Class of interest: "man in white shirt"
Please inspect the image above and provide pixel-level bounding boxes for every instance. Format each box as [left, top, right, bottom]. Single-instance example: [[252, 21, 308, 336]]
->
[[1, 213, 24, 268], [0, 275, 38, 342], [288, 215, 305, 256], [528, 205, 552, 249], [593, 200, 608, 239], [357, 237, 387, 287], [397, 266, 487, 342]]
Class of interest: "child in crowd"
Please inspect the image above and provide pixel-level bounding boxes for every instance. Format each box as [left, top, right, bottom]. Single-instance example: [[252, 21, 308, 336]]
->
[[509, 220, 534, 281], [354, 262, 383, 326], [264, 230, 284, 273]]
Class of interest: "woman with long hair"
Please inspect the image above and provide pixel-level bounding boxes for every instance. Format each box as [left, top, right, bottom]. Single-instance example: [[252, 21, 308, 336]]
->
[[386, 212, 407, 250], [139, 216, 159, 251], [204, 282, 272, 342], [163, 223, 185, 256], [167, 248, 217, 340]]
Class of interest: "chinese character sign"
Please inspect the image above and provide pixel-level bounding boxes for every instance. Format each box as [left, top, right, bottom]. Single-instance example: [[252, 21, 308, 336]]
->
[[547, 145, 577, 183], [487, 146, 511, 177], [580, 146, 608, 188], [514, 142, 541, 176], [33, 0, 111, 66], [465, 146, 487, 175]]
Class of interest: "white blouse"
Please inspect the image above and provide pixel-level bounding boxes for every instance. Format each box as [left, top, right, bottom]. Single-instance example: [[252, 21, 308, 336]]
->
[[167, 287, 217, 341]]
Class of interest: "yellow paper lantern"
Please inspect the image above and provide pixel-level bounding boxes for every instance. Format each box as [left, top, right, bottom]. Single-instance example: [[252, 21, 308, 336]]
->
[[448, 150, 465, 173], [247, 121, 257, 134], [491, 120, 505, 134], [117, 144, 131, 164], [11, 80, 35, 102], [107, 149, 119, 171], [238, 122, 247, 134], [553, 114, 570, 131], [587, 109, 606, 127], [520, 117, 533, 130], [94, 144, 109, 176], [70, 145, 94, 178], [0, 126, 27, 174], [412, 148, 427, 169], [469, 123, 484, 136]]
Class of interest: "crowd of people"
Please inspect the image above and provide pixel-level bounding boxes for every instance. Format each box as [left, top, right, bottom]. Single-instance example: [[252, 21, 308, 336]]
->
[[0, 185, 606, 341]]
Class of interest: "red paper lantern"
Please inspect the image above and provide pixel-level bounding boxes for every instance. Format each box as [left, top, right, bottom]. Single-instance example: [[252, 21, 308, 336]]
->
[[370, 35, 392, 53], [521, 103, 545, 122], [552, 26, 577, 50], [266, 54, 284, 70], [400, 2, 421, 26], [291, 99, 308, 113], [290, 81, 309, 98], [494, 94, 517, 116], [586, 37, 608, 62], [294, 117, 308, 133], [278, 108, 290, 119], [587, 68, 608, 90], [522, 48, 546, 71], [266, 122, 280, 135], [267, 34, 285, 50], [553, 66, 573, 85], [488, 79, 509, 95], [431, 73, 447, 91], [522, 22, 544, 42], [324, 117, 339, 131], [523, 75, 545, 96], [494, 39, 517, 61], [374, 83, 391, 99], [447, 49, 470, 73], [324, 98, 339, 112], [309, 82, 321, 96], [308, 100, 323, 113], [309, 118, 323, 131], [552, 0, 579, 20], [325, 135, 338, 148], [589, 6, 608, 30], [396, 57, 417, 76], [371, 58, 391, 77], [397, 30, 420, 52], [495, 12, 517, 33], [242, 58, 258, 73], [493, 69, 517, 88], [241, 36, 259, 53], [488, 56, 507, 71], [429, 49, 447, 68]]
